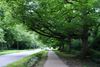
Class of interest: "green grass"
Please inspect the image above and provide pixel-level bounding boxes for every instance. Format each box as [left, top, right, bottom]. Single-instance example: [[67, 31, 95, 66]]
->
[[35, 51, 48, 67], [55, 50, 99, 67], [6, 51, 47, 67], [0, 49, 36, 56], [90, 49, 100, 58], [90, 49, 100, 63], [55, 50, 76, 59], [0, 50, 24, 55]]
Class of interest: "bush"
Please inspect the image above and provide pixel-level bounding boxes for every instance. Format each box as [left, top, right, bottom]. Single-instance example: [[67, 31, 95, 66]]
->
[[91, 36, 100, 51]]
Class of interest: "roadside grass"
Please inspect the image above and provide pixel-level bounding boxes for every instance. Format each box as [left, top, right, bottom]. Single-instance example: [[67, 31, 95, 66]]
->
[[55, 50, 99, 67], [34, 51, 48, 67], [0, 49, 37, 56], [6, 51, 47, 67], [90, 49, 100, 63], [0, 50, 24, 55]]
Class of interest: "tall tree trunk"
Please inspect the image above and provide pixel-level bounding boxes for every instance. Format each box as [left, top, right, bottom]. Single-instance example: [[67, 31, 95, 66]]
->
[[67, 37, 72, 53], [17, 41, 19, 50], [58, 42, 62, 51], [58, 44, 63, 51], [81, 28, 89, 58], [58, 39, 65, 51], [81, 38, 88, 58], [61, 41, 64, 51], [1, 43, 4, 51]]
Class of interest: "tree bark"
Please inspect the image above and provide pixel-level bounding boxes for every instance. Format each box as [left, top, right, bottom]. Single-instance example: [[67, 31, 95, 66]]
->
[[58, 45, 62, 51], [67, 37, 72, 53], [58, 39, 65, 51], [81, 28, 89, 58], [61, 41, 64, 51], [81, 38, 88, 58]]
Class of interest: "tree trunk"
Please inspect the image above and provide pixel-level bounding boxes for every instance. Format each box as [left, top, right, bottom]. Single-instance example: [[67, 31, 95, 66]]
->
[[61, 42, 64, 51], [1, 43, 4, 51], [81, 38, 88, 58], [67, 37, 72, 53], [58, 45, 62, 51], [81, 28, 89, 58], [58, 39, 65, 51], [17, 41, 19, 50]]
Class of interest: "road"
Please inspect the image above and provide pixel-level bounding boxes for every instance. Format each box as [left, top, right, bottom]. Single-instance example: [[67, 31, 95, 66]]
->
[[0, 49, 42, 67]]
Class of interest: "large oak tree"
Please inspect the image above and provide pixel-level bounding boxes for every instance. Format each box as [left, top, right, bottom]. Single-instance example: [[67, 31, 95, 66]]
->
[[5, 0, 100, 58]]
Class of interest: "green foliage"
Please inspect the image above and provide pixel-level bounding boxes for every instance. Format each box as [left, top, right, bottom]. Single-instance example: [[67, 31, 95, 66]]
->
[[0, 0, 41, 50], [0, 0, 100, 58], [0, 50, 27, 55], [71, 39, 81, 50], [0, 28, 5, 43], [91, 35, 100, 51]]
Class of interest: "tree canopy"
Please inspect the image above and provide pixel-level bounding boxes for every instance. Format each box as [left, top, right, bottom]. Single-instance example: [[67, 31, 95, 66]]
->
[[0, 0, 100, 58]]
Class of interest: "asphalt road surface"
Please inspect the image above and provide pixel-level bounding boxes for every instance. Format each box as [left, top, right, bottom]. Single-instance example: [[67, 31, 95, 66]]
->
[[0, 49, 42, 67]]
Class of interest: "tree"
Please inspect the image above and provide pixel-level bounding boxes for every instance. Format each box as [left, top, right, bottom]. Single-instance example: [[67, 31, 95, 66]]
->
[[0, 0, 40, 50], [5, 0, 100, 58]]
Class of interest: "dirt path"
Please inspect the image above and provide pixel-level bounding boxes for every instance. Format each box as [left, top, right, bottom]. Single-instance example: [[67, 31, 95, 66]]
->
[[0, 49, 42, 67], [44, 51, 68, 67]]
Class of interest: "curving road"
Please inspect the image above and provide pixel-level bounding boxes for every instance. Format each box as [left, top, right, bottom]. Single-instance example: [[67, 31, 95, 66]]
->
[[0, 49, 42, 67]]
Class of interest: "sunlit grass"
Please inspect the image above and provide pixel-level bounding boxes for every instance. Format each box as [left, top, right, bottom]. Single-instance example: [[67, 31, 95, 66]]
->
[[0, 50, 23, 55], [0, 50, 34, 55], [6, 51, 47, 67]]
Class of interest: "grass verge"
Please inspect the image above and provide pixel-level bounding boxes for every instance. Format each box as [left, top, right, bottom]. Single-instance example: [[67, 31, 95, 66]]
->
[[0, 50, 24, 55], [7, 51, 47, 67], [34, 51, 48, 67], [55, 50, 100, 67]]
